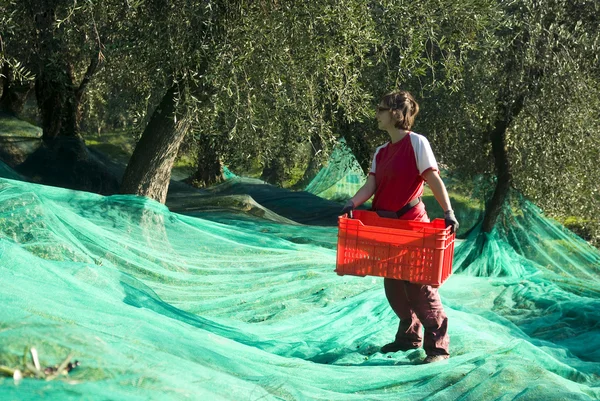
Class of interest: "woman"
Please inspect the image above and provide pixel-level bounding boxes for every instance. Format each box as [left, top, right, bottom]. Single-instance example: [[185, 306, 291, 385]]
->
[[341, 90, 458, 364]]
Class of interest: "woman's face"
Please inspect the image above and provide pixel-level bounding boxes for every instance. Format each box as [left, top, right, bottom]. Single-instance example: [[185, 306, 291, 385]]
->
[[376, 102, 393, 131]]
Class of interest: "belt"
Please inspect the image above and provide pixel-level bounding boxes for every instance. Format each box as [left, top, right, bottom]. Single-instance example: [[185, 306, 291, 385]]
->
[[375, 197, 422, 219]]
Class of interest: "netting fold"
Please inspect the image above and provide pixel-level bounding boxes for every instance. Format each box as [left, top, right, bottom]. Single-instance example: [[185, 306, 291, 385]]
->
[[1, 164, 600, 400]]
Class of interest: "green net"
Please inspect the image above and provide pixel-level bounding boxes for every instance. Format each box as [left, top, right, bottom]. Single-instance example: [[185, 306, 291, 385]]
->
[[0, 160, 22, 181], [304, 139, 366, 202], [223, 165, 237, 180], [1, 173, 600, 400], [454, 193, 600, 290]]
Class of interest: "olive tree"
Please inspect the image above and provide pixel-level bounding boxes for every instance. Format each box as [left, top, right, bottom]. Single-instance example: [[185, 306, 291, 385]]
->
[[0, 1, 36, 115], [1, 0, 118, 139], [187, 0, 379, 187], [418, 0, 600, 240], [103, 0, 232, 202]]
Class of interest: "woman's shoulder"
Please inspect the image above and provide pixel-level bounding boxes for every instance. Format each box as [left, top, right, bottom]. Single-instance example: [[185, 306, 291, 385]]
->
[[409, 131, 428, 140], [374, 142, 390, 153], [409, 132, 432, 145]]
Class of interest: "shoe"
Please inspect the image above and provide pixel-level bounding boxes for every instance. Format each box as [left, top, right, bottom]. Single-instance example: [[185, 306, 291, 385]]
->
[[380, 341, 420, 353], [422, 355, 449, 364]]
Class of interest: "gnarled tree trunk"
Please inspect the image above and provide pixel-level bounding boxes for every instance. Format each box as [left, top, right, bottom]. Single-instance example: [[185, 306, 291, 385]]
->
[[120, 84, 190, 204], [35, 65, 81, 140], [186, 134, 223, 188], [293, 132, 323, 190], [260, 157, 286, 186], [31, 4, 102, 140], [481, 94, 525, 233]]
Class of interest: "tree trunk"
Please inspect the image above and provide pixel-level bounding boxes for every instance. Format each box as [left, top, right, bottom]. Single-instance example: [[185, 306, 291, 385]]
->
[[293, 132, 323, 190], [31, 4, 101, 140], [186, 134, 223, 188], [481, 124, 512, 233], [35, 65, 81, 140], [260, 157, 286, 186], [340, 120, 373, 174], [481, 94, 525, 233], [0, 63, 33, 116], [32, 5, 75, 139], [120, 84, 190, 204]]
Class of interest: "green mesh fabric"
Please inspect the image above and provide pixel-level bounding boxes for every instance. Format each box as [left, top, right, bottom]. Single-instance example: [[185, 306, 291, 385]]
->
[[222, 165, 236, 180], [304, 139, 366, 202], [1, 175, 600, 400], [454, 193, 600, 289], [201, 177, 345, 226], [0, 160, 22, 181]]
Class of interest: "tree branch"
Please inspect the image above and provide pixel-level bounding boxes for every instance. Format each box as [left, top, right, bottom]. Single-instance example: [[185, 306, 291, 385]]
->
[[75, 15, 105, 100], [75, 52, 102, 100]]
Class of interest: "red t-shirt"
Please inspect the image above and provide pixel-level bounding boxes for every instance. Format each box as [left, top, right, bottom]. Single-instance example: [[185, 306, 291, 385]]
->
[[369, 132, 439, 222]]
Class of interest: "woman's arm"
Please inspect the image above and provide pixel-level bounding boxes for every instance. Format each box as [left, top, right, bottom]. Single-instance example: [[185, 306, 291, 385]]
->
[[423, 169, 459, 232], [349, 174, 377, 207], [422, 170, 452, 212], [341, 174, 376, 214]]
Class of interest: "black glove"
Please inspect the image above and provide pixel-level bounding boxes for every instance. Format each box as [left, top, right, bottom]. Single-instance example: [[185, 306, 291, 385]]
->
[[340, 200, 355, 216], [444, 210, 459, 234]]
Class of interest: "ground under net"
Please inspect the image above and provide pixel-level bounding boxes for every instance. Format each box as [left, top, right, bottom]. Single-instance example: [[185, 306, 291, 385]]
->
[[1, 166, 600, 400]]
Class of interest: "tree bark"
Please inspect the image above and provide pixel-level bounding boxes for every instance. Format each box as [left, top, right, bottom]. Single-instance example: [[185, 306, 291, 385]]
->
[[120, 84, 190, 204], [32, 5, 75, 139], [293, 132, 323, 190], [186, 134, 223, 188], [35, 65, 81, 140], [339, 120, 373, 174], [260, 157, 286, 186], [481, 94, 525, 233], [31, 4, 102, 140]]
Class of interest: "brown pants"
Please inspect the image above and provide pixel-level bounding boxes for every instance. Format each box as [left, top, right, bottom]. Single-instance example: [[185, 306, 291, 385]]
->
[[384, 278, 450, 356]]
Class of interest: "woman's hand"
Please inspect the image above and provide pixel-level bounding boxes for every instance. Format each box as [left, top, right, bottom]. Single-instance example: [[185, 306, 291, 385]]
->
[[340, 200, 355, 215], [444, 210, 459, 234]]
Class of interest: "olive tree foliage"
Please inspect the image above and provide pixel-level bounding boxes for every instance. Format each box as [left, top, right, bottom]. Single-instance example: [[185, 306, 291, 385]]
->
[[416, 0, 600, 239], [0, 0, 128, 139], [0, 6, 34, 115], [186, 0, 379, 187], [1, 0, 217, 200], [187, 0, 496, 188], [85, 0, 326, 197], [508, 0, 600, 244], [77, 0, 179, 137], [0, 3, 35, 115], [341, 0, 497, 171], [80, 0, 246, 202]]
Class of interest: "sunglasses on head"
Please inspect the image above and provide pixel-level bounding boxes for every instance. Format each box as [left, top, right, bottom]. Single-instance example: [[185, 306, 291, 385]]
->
[[376, 106, 391, 112]]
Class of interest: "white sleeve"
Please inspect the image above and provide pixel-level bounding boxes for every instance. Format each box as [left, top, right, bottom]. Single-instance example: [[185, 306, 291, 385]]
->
[[410, 134, 438, 175], [369, 144, 387, 174]]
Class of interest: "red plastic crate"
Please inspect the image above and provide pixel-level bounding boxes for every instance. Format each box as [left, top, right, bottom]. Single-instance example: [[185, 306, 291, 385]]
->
[[335, 210, 455, 287]]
